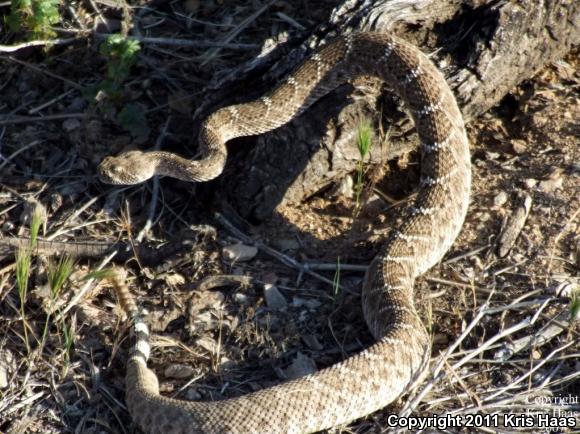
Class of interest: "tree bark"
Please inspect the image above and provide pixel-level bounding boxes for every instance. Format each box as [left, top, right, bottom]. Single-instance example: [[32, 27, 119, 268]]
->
[[193, 0, 579, 221]]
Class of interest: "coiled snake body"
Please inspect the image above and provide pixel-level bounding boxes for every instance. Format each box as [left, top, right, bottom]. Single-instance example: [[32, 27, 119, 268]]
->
[[100, 32, 471, 434]]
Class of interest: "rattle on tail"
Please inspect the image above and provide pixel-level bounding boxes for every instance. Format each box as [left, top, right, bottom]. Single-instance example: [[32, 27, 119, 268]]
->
[[103, 32, 471, 434]]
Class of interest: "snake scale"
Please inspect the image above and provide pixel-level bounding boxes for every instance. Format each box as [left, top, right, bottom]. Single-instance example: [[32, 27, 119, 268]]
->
[[99, 32, 471, 433]]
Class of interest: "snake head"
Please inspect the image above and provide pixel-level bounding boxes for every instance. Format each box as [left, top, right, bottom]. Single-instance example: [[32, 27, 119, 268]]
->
[[98, 151, 156, 185]]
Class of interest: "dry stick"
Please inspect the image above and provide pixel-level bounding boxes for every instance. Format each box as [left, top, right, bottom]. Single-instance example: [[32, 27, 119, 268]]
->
[[54, 251, 118, 321], [28, 89, 77, 114], [201, 0, 278, 65], [136, 117, 170, 242], [303, 263, 367, 272], [1, 391, 45, 416], [213, 212, 347, 292], [0, 38, 78, 53], [128, 36, 258, 50], [400, 317, 534, 430], [497, 194, 532, 258], [0, 113, 86, 126], [0, 140, 43, 171], [297, 264, 486, 293], [275, 12, 306, 31], [3, 56, 84, 90], [399, 297, 493, 417], [443, 244, 491, 264], [466, 340, 576, 408], [546, 205, 580, 276], [494, 310, 573, 362], [47, 196, 102, 239]]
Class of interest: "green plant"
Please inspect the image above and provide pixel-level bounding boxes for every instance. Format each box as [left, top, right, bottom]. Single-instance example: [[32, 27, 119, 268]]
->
[[354, 119, 374, 210], [15, 210, 42, 353], [332, 256, 341, 299], [7, 0, 60, 40], [60, 316, 75, 368], [92, 35, 148, 135], [40, 255, 75, 349], [98, 35, 141, 99]]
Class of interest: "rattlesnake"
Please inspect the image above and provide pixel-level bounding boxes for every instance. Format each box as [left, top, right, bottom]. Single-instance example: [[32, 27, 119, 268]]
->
[[99, 32, 471, 434]]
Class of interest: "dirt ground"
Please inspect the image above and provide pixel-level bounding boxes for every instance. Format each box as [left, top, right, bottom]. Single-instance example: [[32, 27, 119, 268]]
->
[[0, 1, 579, 433]]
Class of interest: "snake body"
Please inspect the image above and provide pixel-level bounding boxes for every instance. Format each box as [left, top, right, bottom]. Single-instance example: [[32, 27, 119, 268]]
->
[[101, 32, 471, 434]]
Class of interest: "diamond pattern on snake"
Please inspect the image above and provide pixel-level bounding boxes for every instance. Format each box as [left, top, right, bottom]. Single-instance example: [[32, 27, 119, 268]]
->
[[99, 31, 471, 434]]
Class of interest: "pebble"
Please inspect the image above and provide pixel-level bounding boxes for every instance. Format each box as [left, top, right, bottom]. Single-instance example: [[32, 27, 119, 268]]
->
[[273, 238, 300, 251], [336, 175, 354, 199], [233, 292, 249, 304], [0, 364, 7, 389], [185, 388, 202, 400], [62, 118, 80, 132], [523, 178, 538, 189], [302, 334, 323, 351], [493, 191, 508, 207], [292, 297, 322, 310], [510, 139, 527, 154], [164, 364, 195, 379], [264, 284, 287, 310], [538, 176, 563, 193], [0, 350, 14, 389], [280, 352, 317, 380], [222, 244, 258, 262]]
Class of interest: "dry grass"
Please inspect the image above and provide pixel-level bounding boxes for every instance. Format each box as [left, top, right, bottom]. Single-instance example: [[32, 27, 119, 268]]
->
[[0, 1, 579, 433]]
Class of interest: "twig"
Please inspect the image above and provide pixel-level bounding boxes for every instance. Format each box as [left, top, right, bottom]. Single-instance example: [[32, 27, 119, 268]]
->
[[28, 88, 77, 114], [3, 56, 84, 90], [494, 310, 572, 361], [0, 140, 43, 170], [214, 212, 348, 292], [136, 117, 170, 242], [201, 0, 278, 64], [0, 38, 78, 53], [55, 251, 118, 321], [0, 113, 85, 126]]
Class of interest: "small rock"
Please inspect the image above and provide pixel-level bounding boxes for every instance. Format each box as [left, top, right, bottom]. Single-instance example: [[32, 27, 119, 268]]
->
[[0, 366, 7, 389], [523, 178, 538, 189], [302, 334, 323, 351], [264, 284, 287, 310], [162, 273, 186, 286], [67, 97, 86, 112], [493, 191, 508, 207], [196, 337, 219, 353], [261, 272, 278, 286], [185, 388, 202, 400], [222, 244, 258, 262], [273, 238, 300, 251], [538, 173, 563, 193], [49, 193, 63, 212], [20, 198, 48, 234], [164, 364, 195, 379], [336, 175, 354, 199], [432, 334, 450, 346], [510, 139, 527, 154], [183, 0, 200, 14], [292, 297, 322, 310], [0, 350, 14, 389], [550, 281, 579, 299], [233, 292, 248, 304], [62, 118, 80, 132], [280, 352, 317, 380]]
